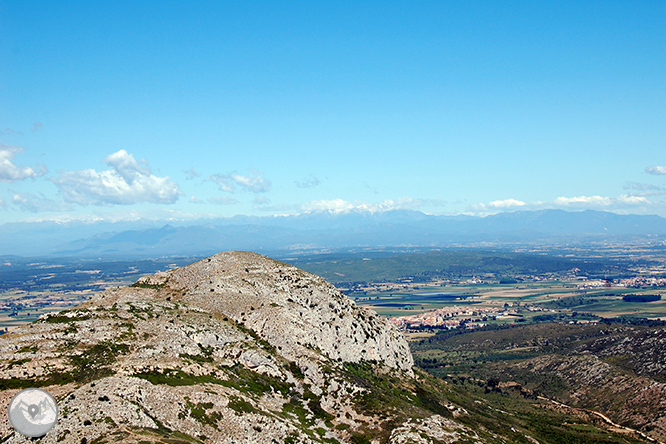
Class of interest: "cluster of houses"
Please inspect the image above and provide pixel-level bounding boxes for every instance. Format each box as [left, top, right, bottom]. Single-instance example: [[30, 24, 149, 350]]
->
[[389, 306, 504, 330]]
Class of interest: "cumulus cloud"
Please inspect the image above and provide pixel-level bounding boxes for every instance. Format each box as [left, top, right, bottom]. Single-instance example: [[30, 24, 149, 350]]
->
[[207, 174, 234, 193], [616, 195, 650, 205], [553, 195, 612, 206], [645, 166, 666, 175], [362, 197, 447, 212], [12, 192, 74, 213], [469, 198, 527, 213], [470, 194, 652, 215], [550, 195, 649, 207], [208, 196, 240, 205], [189, 196, 204, 204], [207, 171, 271, 193], [0, 145, 47, 182], [294, 175, 321, 189], [487, 198, 526, 209], [51, 150, 182, 205]]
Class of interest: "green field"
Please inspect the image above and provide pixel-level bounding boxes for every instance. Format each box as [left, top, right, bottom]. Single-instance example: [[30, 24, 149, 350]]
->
[[355, 281, 666, 321], [0, 256, 200, 331], [2, 249, 665, 332]]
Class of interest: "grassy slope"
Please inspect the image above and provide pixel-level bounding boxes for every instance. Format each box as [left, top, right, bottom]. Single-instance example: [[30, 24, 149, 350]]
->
[[412, 322, 666, 442]]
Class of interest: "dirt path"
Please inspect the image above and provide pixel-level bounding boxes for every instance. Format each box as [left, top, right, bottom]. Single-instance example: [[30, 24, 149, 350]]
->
[[536, 396, 664, 444]]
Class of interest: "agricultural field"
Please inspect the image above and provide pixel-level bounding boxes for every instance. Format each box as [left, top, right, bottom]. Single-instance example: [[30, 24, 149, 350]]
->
[[2, 247, 666, 332], [0, 256, 200, 332], [354, 281, 666, 327]]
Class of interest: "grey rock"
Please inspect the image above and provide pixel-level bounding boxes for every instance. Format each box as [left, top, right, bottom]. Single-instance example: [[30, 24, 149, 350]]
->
[[0, 251, 495, 444]]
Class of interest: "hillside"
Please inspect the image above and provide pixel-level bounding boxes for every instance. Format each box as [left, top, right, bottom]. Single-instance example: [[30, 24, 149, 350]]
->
[[413, 322, 666, 443], [0, 252, 654, 444], [0, 252, 489, 443]]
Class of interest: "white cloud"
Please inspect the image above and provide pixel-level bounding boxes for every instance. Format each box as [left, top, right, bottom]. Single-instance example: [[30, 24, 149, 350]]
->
[[469, 198, 526, 213], [207, 171, 271, 193], [553, 195, 612, 206], [12, 192, 73, 213], [645, 166, 666, 175], [470, 194, 652, 215], [300, 197, 446, 214], [616, 195, 650, 205], [189, 196, 204, 204], [230, 172, 271, 193], [103, 150, 151, 183], [208, 196, 240, 205], [0, 145, 47, 182], [0, 198, 5, 209], [302, 198, 355, 213], [51, 149, 182, 205], [487, 198, 526, 208], [207, 174, 235, 193], [550, 195, 649, 207]]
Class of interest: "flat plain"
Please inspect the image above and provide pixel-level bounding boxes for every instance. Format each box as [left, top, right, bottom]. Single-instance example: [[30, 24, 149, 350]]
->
[[356, 282, 666, 320], [2, 247, 665, 332]]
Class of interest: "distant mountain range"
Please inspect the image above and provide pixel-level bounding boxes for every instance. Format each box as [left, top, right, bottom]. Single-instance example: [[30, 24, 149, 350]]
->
[[1, 209, 666, 258]]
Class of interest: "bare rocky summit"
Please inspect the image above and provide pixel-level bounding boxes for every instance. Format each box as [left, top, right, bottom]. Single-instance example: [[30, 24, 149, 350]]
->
[[131, 250, 414, 374], [0, 251, 506, 443]]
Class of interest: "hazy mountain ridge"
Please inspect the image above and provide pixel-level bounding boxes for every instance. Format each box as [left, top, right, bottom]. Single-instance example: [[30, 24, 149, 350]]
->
[[2, 210, 666, 258]]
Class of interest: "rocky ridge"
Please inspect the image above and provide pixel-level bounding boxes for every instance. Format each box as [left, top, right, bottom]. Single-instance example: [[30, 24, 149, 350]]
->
[[131, 250, 414, 374], [0, 251, 505, 444]]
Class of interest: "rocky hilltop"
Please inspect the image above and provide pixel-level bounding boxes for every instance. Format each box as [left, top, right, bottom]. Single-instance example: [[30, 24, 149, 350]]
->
[[130, 250, 413, 373], [0, 251, 511, 444]]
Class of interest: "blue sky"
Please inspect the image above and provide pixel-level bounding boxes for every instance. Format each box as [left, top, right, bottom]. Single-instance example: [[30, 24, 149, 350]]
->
[[1, 1, 665, 223]]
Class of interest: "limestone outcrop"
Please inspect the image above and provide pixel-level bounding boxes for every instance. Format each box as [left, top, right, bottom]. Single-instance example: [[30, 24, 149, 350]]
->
[[0, 251, 495, 444]]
